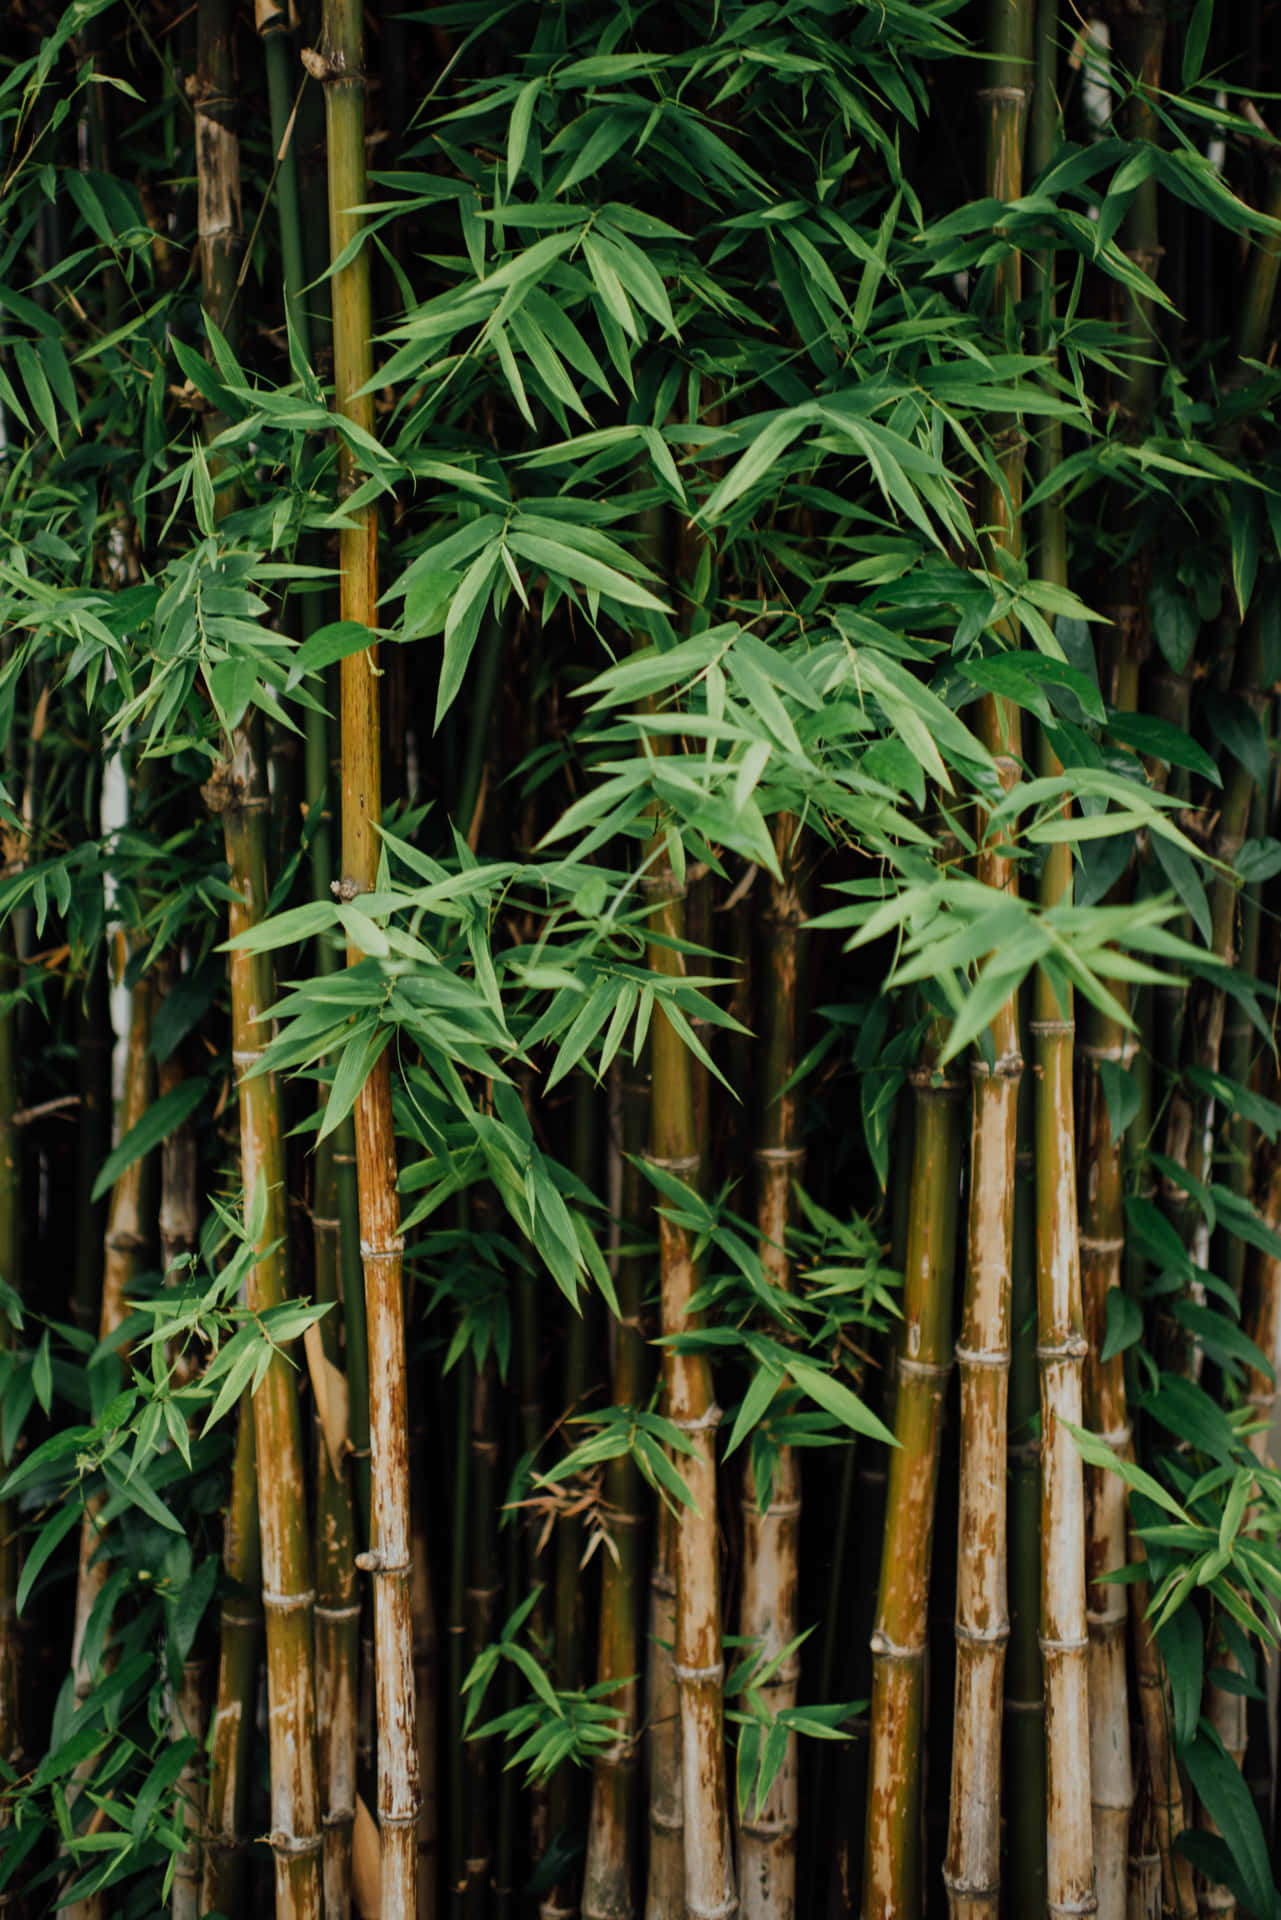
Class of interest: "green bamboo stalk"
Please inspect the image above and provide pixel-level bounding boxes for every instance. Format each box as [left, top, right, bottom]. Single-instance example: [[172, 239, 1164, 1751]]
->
[[738, 816, 806, 1920], [582, 1069, 649, 1920], [644, 840, 736, 1920], [72, 929, 111, 1340], [862, 1024, 965, 1920], [315, 2, 421, 1908]]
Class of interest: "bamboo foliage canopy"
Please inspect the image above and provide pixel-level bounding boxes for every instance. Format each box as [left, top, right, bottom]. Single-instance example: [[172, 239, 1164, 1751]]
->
[[6, 2, 1281, 1917]]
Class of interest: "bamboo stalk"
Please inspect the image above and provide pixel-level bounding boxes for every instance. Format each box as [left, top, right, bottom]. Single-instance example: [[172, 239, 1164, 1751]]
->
[[644, 845, 736, 1920], [645, 1493, 683, 1920], [583, 1072, 649, 1920], [738, 818, 805, 1920], [1129, 1544, 1197, 1920], [944, 772, 1020, 1920], [862, 1027, 965, 1920], [314, 4, 421, 1906], [202, 1394, 262, 1915], [466, 1350, 500, 1918]]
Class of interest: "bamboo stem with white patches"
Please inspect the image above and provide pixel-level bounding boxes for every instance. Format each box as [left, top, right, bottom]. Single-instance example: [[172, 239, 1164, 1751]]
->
[[737, 816, 804, 1920]]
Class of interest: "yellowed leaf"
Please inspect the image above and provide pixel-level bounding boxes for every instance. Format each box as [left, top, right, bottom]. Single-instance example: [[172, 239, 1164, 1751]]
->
[[303, 1320, 349, 1479], [353, 1794, 382, 1919]]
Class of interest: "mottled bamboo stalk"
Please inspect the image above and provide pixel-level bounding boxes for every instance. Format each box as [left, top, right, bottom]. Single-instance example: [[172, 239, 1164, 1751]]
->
[[169, 1658, 205, 1920], [645, 847, 736, 1920], [944, 751, 1020, 1920], [645, 1492, 682, 1920], [1034, 840, 1094, 1919], [411, 1510, 439, 1918], [315, 2, 421, 1904], [466, 1352, 500, 1917], [738, 819, 805, 1920], [862, 1029, 965, 1920], [202, 1396, 262, 1915], [583, 1074, 649, 1920], [1244, 1155, 1281, 1460]]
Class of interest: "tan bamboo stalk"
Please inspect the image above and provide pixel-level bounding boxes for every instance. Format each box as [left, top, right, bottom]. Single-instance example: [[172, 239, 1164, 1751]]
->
[[737, 816, 805, 1920], [1128, 1771, 1162, 1920], [195, 0, 323, 1903], [583, 1072, 649, 1920], [169, 1657, 205, 1920], [466, 1349, 500, 1916], [943, 741, 1020, 1920], [313, 3, 421, 1904], [645, 1493, 683, 1920], [862, 1025, 965, 1920], [210, 727, 324, 1918], [1033, 881, 1095, 1917], [644, 839, 736, 1920]]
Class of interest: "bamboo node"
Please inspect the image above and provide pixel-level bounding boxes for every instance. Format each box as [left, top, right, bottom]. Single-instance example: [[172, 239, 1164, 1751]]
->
[[359, 1238, 405, 1260], [954, 1620, 1009, 1647], [869, 1629, 922, 1661], [267, 1830, 324, 1857], [1028, 1018, 1074, 1037], [941, 1870, 1000, 1897], [300, 46, 340, 81], [686, 1899, 739, 1919], [753, 1145, 806, 1164], [977, 83, 1030, 103], [314, 1600, 362, 1623], [1036, 1334, 1089, 1361], [1038, 1632, 1089, 1655], [970, 1050, 1022, 1081], [332, 876, 365, 902], [1078, 1234, 1125, 1253], [674, 1658, 723, 1684], [1046, 1900, 1098, 1917], [231, 1048, 263, 1067], [649, 1809, 683, 1834], [355, 1551, 411, 1574], [897, 1354, 951, 1383], [670, 1403, 723, 1434], [262, 1587, 315, 1613], [953, 1344, 1010, 1371], [648, 1152, 701, 1175], [1078, 1039, 1138, 1063]]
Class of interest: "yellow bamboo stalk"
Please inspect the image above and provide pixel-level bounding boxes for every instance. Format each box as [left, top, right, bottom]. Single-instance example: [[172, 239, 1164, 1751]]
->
[[863, 1029, 965, 1920], [644, 851, 736, 1920], [313, 0, 422, 1905], [944, 742, 1020, 1920], [738, 820, 805, 1920]]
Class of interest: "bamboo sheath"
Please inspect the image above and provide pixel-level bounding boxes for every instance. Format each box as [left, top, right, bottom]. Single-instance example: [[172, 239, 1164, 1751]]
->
[[645, 851, 737, 1920], [738, 820, 805, 1920], [862, 1031, 965, 1920], [583, 1077, 650, 1920], [316, 0, 422, 1906]]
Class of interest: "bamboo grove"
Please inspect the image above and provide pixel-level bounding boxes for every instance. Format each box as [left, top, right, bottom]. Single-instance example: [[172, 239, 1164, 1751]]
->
[[11, 0, 1281, 1915]]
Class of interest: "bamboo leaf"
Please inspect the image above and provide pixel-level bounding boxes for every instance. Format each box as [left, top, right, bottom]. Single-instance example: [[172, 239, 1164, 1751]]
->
[[91, 1078, 207, 1205]]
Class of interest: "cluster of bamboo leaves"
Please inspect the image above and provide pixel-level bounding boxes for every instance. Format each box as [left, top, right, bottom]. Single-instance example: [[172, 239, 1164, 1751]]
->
[[4, 0, 1281, 1915]]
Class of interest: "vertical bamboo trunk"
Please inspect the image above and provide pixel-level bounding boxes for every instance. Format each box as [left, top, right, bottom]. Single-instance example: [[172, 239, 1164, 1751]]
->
[[862, 1028, 965, 1920], [943, 762, 1020, 1920], [644, 845, 737, 1920], [646, 1492, 683, 1920], [1129, 1546, 1197, 1920], [412, 1509, 439, 1918], [196, 4, 323, 1905], [169, 1656, 205, 1920], [737, 819, 805, 1920], [583, 1073, 649, 1920], [1034, 829, 1096, 1920], [1244, 1156, 1281, 1460], [316, 1, 421, 1908], [466, 1350, 499, 1917]]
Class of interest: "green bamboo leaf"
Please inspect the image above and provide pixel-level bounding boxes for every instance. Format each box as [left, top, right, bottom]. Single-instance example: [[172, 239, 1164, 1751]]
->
[[1182, 0, 1213, 86], [1182, 1732, 1273, 1919], [507, 77, 542, 190], [287, 620, 385, 686], [91, 1078, 208, 1205], [785, 1358, 896, 1448], [1155, 1603, 1202, 1750], [1065, 1422, 1190, 1520], [16, 1501, 82, 1615], [437, 546, 503, 729]]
